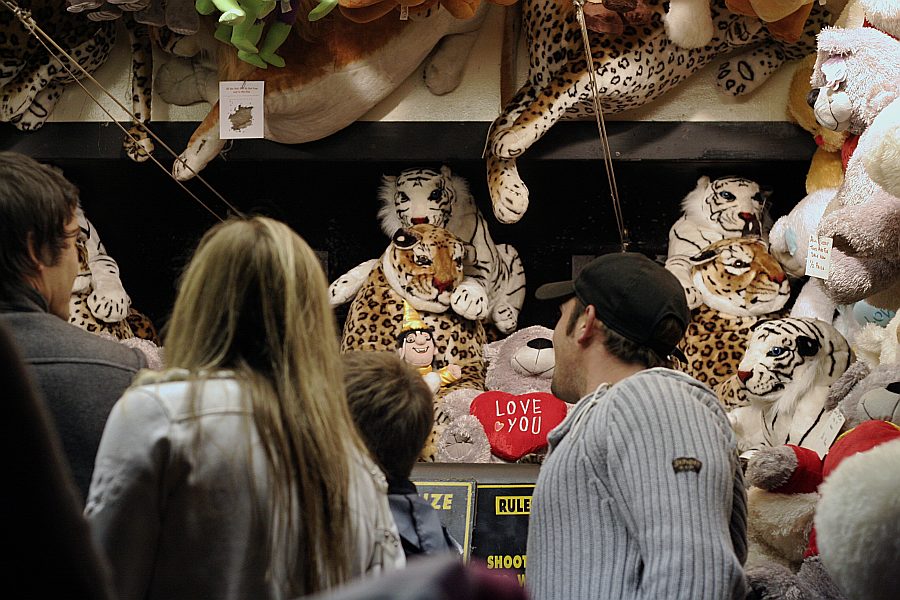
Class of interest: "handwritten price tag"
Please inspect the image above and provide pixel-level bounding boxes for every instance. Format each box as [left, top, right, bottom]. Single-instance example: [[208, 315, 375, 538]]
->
[[805, 235, 833, 279]]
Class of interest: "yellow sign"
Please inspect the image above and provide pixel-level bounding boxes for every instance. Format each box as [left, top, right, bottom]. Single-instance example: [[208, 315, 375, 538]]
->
[[495, 495, 531, 515]]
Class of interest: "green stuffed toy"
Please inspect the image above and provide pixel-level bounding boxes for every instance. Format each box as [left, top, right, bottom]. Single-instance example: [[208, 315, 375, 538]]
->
[[197, 0, 295, 68]]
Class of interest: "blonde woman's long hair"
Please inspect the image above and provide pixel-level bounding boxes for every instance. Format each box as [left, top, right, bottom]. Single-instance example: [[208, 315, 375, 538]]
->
[[164, 216, 364, 595]]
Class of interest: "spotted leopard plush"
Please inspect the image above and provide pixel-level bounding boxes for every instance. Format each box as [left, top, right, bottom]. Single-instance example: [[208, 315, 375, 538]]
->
[[486, 0, 828, 223], [0, 2, 115, 130], [335, 224, 487, 462], [1, 5, 154, 162], [674, 237, 790, 389]]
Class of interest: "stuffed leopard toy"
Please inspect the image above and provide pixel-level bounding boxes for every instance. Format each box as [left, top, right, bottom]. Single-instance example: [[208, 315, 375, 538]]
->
[[332, 224, 486, 461], [486, 0, 828, 223], [1, 3, 155, 162], [674, 237, 790, 390]]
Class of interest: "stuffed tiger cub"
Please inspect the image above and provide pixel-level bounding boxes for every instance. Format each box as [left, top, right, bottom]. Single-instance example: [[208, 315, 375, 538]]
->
[[666, 176, 772, 310], [377, 166, 525, 333], [674, 237, 790, 389], [725, 317, 852, 454]]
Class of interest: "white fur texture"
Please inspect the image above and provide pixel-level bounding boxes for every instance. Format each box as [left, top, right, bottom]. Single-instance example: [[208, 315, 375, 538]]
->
[[746, 486, 817, 570], [770, 188, 836, 277], [328, 258, 379, 306], [663, 0, 714, 49], [863, 97, 900, 199], [859, 0, 900, 39], [853, 311, 900, 367], [816, 438, 900, 600]]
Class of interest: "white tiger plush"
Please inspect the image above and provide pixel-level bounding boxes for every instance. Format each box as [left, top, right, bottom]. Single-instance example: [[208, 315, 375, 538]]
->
[[728, 317, 853, 454], [71, 207, 131, 324], [376, 165, 526, 333], [666, 176, 772, 309]]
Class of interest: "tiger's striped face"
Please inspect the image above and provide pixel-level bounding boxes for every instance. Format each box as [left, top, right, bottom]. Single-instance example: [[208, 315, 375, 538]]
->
[[690, 238, 790, 317], [697, 177, 768, 235], [384, 224, 465, 311], [390, 167, 455, 228], [736, 318, 851, 400]]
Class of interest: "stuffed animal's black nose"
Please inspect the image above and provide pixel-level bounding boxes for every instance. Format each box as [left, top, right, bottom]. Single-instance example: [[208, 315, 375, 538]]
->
[[807, 89, 819, 109], [528, 338, 553, 350]]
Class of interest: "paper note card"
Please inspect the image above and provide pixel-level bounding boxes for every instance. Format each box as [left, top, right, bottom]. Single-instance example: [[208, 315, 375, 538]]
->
[[219, 81, 264, 140], [805, 235, 833, 279], [806, 410, 846, 458]]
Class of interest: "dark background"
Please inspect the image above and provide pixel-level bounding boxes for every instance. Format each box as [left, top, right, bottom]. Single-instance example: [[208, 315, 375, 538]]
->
[[1, 120, 813, 336]]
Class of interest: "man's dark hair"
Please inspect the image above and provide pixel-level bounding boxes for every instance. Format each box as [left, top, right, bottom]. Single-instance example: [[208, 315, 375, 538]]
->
[[566, 297, 675, 369], [342, 351, 434, 482], [0, 152, 80, 300]]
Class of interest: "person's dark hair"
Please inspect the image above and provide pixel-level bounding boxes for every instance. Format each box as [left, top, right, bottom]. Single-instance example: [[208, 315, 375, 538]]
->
[[565, 297, 675, 369], [0, 152, 80, 299], [342, 351, 434, 481]]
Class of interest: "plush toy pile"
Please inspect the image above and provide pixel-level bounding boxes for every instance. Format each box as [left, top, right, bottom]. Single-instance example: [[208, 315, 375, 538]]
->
[[436, 326, 570, 463], [673, 236, 790, 390], [377, 166, 525, 334]]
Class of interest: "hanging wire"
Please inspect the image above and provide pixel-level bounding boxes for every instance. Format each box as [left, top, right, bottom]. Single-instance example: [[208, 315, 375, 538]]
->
[[572, 0, 630, 253], [0, 0, 245, 222]]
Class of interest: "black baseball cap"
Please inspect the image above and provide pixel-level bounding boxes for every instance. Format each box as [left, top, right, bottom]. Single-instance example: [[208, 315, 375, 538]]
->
[[536, 252, 690, 362]]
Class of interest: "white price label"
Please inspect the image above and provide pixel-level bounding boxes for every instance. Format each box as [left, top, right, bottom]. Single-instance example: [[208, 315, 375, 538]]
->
[[805, 410, 845, 458], [805, 235, 833, 279]]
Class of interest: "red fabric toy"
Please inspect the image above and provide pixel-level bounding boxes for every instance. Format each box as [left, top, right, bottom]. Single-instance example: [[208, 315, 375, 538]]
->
[[763, 419, 900, 557], [470, 391, 567, 461]]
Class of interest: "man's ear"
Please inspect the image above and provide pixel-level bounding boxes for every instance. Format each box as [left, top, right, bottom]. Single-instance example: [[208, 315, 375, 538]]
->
[[575, 304, 598, 345], [25, 231, 44, 271]]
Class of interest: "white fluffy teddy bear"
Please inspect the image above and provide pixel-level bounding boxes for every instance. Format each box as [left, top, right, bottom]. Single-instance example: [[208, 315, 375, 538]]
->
[[809, 25, 900, 308]]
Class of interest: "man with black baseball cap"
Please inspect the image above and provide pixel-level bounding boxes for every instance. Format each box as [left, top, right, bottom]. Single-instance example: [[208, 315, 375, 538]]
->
[[525, 253, 748, 600]]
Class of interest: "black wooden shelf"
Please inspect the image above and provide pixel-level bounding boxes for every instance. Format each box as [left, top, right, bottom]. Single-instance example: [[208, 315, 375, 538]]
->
[[0, 120, 815, 163]]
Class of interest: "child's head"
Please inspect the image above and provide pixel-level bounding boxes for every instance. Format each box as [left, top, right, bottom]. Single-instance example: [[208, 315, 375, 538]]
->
[[342, 351, 434, 481]]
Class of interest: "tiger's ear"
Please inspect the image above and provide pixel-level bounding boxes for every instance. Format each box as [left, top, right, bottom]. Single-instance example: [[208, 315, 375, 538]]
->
[[440, 165, 452, 180], [392, 228, 421, 249], [689, 248, 718, 265], [796, 335, 821, 357]]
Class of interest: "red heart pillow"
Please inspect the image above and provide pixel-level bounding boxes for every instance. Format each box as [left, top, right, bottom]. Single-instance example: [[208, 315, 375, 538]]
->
[[470, 391, 568, 461]]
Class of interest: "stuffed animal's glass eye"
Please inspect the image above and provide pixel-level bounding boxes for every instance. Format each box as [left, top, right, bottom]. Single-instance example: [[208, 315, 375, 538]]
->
[[732, 260, 749, 268], [414, 255, 432, 266], [428, 189, 443, 201], [767, 347, 787, 357], [719, 191, 736, 200]]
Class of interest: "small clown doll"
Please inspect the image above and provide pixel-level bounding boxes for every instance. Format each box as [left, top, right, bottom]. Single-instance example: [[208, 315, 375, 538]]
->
[[397, 301, 461, 394]]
